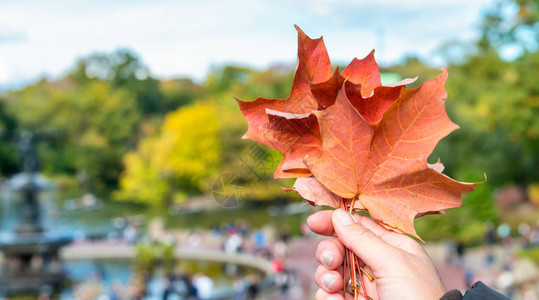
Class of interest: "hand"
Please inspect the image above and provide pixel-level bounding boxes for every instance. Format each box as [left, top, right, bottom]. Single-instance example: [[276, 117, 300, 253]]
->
[[307, 209, 446, 300]]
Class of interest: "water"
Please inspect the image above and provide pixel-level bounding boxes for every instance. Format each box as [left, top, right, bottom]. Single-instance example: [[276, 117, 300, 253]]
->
[[1, 173, 313, 238], [0, 175, 306, 298], [42, 199, 312, 239]]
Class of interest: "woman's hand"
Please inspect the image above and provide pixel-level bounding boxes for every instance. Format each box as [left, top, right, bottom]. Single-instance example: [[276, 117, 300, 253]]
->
[[308, 209, 446, 300]]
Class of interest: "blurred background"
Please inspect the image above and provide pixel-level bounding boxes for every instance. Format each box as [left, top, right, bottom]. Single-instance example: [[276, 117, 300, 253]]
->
[[0, 0, 538, 299]]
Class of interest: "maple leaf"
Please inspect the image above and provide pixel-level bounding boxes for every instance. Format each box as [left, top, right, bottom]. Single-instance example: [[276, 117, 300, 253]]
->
[[237, 27, 413, 179], [305, 68, 481, 238], [341, 50, 382, 97], [340, 51, 418, 125], [237, 27, 483, 299], [311, 52, 416, 125], [261, 54, 414, 178], [236, 26, 332, 154], [345, 79, 416, 125], [264, 110, 321, 178], [291, 176, 367, 210], [341, 50, 417, 95]]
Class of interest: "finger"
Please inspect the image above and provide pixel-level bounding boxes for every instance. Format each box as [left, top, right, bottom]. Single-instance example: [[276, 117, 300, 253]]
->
[[315, 288, 347, 300], [307, 210, 335, 236], [316, 238, 345, 270], [315, 265, 345, 294], [353, 213, 422, 254], [309, 210, 419, 254], [332, 209, 401, 270], [354, 213, 397, 237]]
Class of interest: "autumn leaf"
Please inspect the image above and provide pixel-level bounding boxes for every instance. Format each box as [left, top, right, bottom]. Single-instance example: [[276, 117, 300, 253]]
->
[[236, 26, 332, 149], [338, 51, 417, 125], [237, 27, 483, 299], [345, 80, 413, 125], [291, 176, 367, 210], [291, 177, 339, 207], [238, 26, 420, 179], [310, 53, 416, 124], [264, 110, 321, 178], [341, 50, 417, 96], [236, 26, 333, 177], [306, 68, 481, 238], [310, 69, 345, 110], [236, 26, 482, 239], [341, 50, 382, 97]]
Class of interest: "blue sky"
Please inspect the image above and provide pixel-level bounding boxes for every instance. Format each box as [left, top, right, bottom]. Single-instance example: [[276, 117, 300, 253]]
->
[[0, 0, 495, 89]]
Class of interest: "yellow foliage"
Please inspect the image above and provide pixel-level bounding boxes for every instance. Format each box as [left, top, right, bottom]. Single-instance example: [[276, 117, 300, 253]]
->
[[116, 150, 170, 204], [527, 183, 539, 206], [79, 128, 108, 148], [116, 103, 221, 205], [156, 104, 221, 178]]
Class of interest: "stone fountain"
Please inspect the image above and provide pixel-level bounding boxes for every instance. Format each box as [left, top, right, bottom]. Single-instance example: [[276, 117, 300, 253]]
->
[[0, 132, 72, 297]]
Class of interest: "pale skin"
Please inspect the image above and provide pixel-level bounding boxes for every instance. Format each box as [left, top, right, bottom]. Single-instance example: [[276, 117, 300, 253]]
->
[[307, 209, 447, 300]]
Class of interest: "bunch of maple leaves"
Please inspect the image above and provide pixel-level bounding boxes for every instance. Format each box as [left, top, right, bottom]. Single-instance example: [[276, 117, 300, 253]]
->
[[236, 26, 481, 298]]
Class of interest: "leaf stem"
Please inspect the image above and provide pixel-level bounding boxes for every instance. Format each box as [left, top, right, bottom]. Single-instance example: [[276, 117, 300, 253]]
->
[[355, 254, 369, 300], [361, 266, 374, 282], [349, 196, 357, 214], [338, 196, 370, 300]]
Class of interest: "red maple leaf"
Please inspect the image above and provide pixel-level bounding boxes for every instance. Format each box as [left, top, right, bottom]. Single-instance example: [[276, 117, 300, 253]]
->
[[303, 69, 481, 238], [235, 26, 333, 177], [238, 28, 415, 178], [236, 27, 484, 299], [263, 111, 321, 178], [236, 26, 482, 239]]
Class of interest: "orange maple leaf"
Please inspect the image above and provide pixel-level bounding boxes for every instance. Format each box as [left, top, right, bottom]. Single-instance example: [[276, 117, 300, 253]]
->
[[235, 26, 333, 178], [236, 26, 483, 239], [238, 27, 414, 178], [264, 111, 322, 178], [305, 69, 481, 238]]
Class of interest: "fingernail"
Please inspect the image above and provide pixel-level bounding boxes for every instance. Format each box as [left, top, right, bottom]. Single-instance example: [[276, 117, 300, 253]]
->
[[333, 209, 356, 226], [321, 251, 333, 267], [322, 273, 336, 290]]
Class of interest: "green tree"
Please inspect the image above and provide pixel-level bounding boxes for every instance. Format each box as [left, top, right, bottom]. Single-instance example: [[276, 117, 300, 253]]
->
[[159, 78, 205, 111], [206, 65, 294, 101], [70, 49, 164, 115], [3, 79, 140, 188], [479, 0, 539, 54], [432, 49, 539, 187], [0, 99, 18, 176], [415, 0, 539, 241], [426, 0, 539, 187]]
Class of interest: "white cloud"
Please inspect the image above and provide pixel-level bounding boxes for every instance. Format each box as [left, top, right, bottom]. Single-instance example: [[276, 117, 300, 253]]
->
[[0, 0, 496, 87], [0, 58, 12, 82]]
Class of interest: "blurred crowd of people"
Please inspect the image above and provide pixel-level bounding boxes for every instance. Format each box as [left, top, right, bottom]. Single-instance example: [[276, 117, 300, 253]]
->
[[70, 217, 307, 299], [68, 215, 539, 299], [441, 221, 539, 300]]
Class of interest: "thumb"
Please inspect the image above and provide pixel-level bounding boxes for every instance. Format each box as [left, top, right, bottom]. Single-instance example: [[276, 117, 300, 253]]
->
[[332, 209, 400, 269]]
